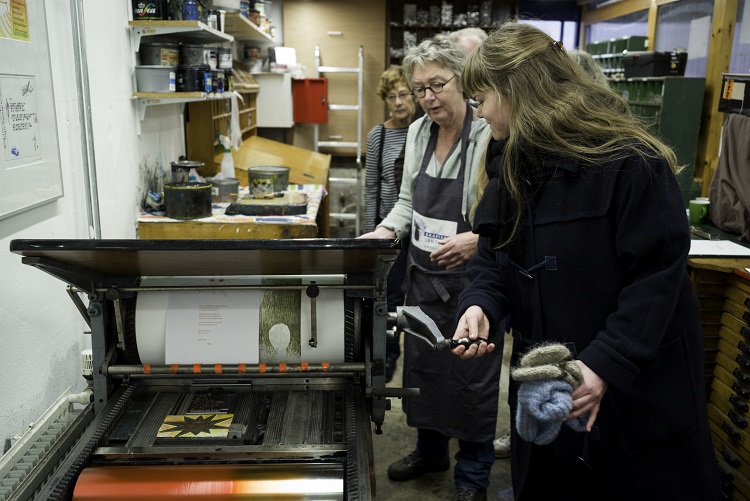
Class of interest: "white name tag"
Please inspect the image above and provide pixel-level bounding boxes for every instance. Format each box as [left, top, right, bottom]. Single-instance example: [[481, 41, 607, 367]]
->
[[411, 210, 458, 253]]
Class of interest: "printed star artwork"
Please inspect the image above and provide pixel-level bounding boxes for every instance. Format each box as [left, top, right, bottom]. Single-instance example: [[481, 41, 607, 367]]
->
[[157, 414, 234, 438]]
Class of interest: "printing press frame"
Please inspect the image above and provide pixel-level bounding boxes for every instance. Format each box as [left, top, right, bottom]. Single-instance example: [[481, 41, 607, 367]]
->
[[8, 238, 406, 501]]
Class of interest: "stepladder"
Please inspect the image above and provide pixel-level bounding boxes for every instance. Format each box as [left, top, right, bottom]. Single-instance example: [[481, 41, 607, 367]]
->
[[314, 44, 364, 236]]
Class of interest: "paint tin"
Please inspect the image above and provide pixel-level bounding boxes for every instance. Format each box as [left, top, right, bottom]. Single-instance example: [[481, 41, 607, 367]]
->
[[180, 44, 206, 66], [182, 0, 199, 20], [139, 43, 179, 67], [217, 47, 233, 69], [170, 160, 204, 183], [132, 0, 168, 20], [207, 177, 240, 203], [247, 166, 290, 196], [176, 64, 210, 92], [205, 47, 218, 70], [164, 182, 212, 220]]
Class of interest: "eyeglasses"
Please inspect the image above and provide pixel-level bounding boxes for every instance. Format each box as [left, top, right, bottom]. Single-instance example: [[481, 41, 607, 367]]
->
[[385, 92, 411, 103], [411, 75, 455, 98]]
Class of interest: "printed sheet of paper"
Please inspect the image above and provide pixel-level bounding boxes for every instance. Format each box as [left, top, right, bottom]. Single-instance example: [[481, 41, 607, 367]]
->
[[165, 290, 260, 364], [689, 240, 750, 257]]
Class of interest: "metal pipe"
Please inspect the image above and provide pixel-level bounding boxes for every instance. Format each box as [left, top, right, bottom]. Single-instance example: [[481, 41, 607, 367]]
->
[[91, 284, 372, 293], [106, 362, 366, 376], [70, 0, 101, 239]]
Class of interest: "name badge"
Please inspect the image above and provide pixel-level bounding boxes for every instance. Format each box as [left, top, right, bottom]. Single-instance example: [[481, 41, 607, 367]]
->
[[411, 210, 458, 253]]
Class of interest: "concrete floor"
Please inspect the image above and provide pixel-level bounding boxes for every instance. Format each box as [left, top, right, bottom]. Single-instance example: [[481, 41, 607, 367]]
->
[[372, 332, 515, 501]]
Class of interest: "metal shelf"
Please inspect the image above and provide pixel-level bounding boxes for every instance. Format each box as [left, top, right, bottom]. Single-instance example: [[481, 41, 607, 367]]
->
[[133, 92, 232, 121], [128, 20, 234, 52]]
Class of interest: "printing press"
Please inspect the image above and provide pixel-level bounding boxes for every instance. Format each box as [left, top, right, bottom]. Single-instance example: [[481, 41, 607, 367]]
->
[[6, 238, 457, 501]]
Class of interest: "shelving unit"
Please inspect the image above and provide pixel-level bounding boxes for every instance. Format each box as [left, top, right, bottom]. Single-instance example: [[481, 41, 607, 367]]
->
[[387, 0, 515, 63], [128, 20, 236, 128], [609, 77, 705, 205]]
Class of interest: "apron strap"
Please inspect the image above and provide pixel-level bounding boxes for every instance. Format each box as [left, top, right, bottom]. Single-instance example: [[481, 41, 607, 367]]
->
[[375, 124, 386, 220], [418, 101, 473, 182]]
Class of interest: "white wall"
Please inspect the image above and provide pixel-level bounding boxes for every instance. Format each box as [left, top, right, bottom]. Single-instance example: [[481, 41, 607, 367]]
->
[[0, 0, 184, 449]]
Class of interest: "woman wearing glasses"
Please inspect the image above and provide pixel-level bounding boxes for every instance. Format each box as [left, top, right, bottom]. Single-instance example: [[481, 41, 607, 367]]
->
[[452, 22, 720, 500], [363, 66, 416, 382], [361, 35, 498, 501]]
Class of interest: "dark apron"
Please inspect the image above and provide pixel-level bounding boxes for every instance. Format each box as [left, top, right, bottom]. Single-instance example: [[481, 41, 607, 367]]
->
[[402, 103, 502, 443]]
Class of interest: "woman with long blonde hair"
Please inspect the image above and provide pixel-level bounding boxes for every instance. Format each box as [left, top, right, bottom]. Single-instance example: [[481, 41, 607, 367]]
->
[[452, 21, 719, 501]]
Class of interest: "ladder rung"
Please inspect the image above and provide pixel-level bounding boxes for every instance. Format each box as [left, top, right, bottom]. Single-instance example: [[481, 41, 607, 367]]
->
[[318, 66, 358, 73], [329, 177, 358, 185], [330, 213, 358, 220], [328, 104, 360, 111], [318, 141, 358, 148]]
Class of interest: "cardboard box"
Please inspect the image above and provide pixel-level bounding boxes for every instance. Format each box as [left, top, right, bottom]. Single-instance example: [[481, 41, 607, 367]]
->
[[718, 73, 750, 117], [623, 51, 687, 78]]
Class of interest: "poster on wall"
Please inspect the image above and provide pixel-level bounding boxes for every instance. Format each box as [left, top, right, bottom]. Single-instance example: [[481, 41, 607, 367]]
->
[[0, 0, 30, 41], [0, 0, 63, 221]]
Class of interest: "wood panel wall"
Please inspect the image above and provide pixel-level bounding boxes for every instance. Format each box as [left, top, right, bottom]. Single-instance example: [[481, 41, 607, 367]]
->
[[283, 0, 387, 155]]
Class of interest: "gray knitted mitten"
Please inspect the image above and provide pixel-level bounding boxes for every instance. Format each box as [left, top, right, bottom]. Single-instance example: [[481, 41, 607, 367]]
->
[[511, 343, 590, 444]]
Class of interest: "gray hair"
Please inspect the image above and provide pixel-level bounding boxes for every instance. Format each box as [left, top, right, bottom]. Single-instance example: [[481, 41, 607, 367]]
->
[[449, 27, 488, 55], [568, 49, 608, 86], [402, 34, 466, 89]]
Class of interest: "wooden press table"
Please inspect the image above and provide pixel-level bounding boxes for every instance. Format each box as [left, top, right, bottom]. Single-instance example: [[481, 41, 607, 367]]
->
[[138, 136, 332, 240], [137, 185, 325, 240]]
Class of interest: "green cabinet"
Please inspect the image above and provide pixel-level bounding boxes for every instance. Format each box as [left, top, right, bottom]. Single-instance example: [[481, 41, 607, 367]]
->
[[609, 77, 705, 206]]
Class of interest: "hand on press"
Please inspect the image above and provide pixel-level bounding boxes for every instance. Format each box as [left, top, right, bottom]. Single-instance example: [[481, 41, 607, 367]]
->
[[452, 306, 495, 359]]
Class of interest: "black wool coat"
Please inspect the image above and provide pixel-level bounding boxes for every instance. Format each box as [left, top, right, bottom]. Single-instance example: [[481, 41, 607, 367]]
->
[[458, 147, 721, 500]]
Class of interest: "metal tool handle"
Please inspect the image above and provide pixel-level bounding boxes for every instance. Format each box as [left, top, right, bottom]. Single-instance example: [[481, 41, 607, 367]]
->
[[391, 306, 486, 351]]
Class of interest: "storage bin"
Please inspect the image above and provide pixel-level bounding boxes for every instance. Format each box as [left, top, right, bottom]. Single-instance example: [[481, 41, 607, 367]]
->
[[135, 65, 176, 92], [622, 51, 687, 78], [139, 43, 179, 67], [718, 73, 750, 117]]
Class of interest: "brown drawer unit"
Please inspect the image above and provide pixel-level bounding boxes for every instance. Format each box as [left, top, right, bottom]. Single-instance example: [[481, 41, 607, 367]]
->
[[690, 260, 750, 500], [713, 431, 750, 501]]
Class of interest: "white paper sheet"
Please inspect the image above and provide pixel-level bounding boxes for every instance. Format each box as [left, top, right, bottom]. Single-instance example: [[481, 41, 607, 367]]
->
[[689, 240, 750, 256], [165, 290, 261, 364]]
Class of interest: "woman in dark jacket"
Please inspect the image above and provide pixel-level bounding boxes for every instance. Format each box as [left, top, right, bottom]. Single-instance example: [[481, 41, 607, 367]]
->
[[452, 22, 720, 501]]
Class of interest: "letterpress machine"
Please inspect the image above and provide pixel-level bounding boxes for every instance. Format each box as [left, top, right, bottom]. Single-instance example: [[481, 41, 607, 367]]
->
[[5, 238, 452, 501]]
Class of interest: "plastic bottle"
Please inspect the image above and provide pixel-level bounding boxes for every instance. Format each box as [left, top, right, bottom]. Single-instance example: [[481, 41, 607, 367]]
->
[[219, 135, 235, 178]]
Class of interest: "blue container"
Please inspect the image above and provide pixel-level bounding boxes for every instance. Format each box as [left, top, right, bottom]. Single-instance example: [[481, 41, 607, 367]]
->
[[182, 0, 199, 20]]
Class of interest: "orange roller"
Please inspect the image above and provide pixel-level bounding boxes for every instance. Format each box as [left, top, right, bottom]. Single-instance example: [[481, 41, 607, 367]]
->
[[72, 464, 344, 500]]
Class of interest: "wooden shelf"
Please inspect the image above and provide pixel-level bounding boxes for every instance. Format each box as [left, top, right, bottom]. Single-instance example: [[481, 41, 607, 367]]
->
[[222, 13, 273, 43], [129, 20, 233, 51]]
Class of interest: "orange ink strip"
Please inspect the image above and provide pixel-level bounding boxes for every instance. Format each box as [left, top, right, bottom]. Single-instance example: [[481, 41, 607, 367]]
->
[[279, 363, 287, 373], [193, 364, 201, 374], [322, 362, 330, 373], [301, 362, 309, 371], [238, 363, 246, 373], [143, 364, 151, 375], [170, 364, 179, 374], [214, 364, 222, 374], [259, 363, 266, 374]]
